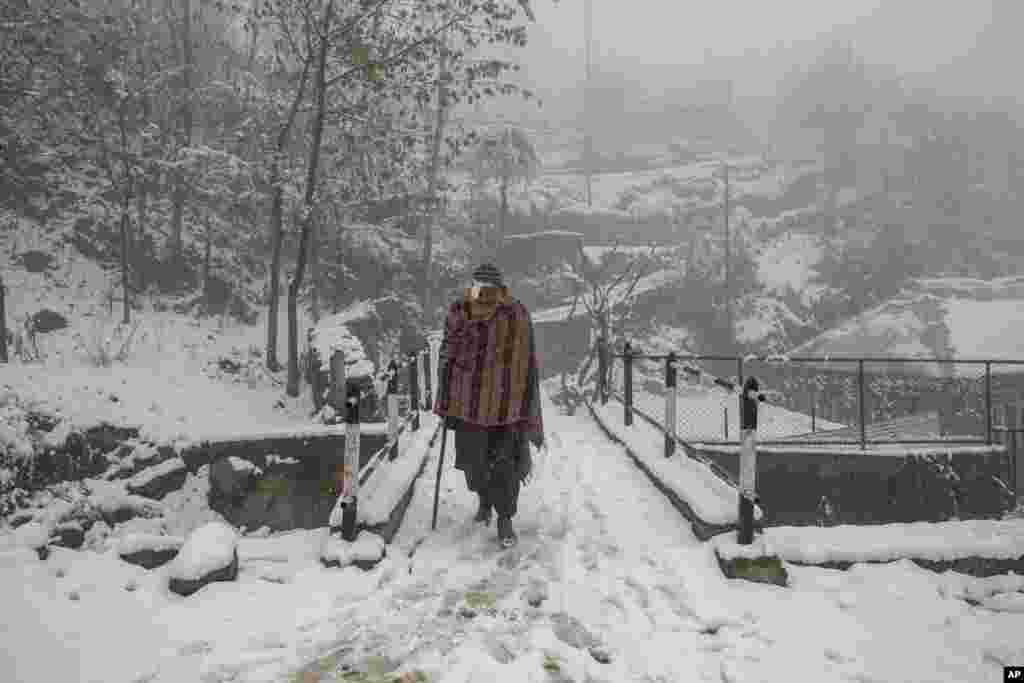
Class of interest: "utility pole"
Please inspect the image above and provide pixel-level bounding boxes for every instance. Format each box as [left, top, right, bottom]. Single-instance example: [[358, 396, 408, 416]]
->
[[582, 0, 593, 207], [722, 160, 732, 351]]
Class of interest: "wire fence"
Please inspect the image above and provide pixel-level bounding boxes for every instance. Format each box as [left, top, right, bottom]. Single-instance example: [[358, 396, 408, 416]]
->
[[600, 345, 1024, 449]]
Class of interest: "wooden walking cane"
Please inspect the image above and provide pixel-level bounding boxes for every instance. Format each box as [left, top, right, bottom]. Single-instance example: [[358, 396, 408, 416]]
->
[[432, 422, 448, 530]]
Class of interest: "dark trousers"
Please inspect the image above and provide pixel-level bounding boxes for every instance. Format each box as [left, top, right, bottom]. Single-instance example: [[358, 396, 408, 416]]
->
[[453, 428, 525, 519]]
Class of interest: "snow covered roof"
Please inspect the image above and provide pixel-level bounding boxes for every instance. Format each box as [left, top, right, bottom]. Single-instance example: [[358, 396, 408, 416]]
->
[[504, 230, 584, 241], [790, 285, 1024, 376]]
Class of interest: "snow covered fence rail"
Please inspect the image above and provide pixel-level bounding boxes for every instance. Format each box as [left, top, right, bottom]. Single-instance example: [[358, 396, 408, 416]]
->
[[352, 344, 435, 493]]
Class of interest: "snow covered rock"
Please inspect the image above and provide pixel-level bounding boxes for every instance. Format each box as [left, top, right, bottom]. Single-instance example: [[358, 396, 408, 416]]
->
[[85, 480, 164, 524], [117, 533, 185, 569], [52, 521, 85, 550], [550, 612, 600, 649], [107, 443, 177, 481], [126, 457, 187, 500], [209, 456, 262, 501], [7, 509, 36, 529], [320, 530, 386, 570], [167, 521, 239, 596]]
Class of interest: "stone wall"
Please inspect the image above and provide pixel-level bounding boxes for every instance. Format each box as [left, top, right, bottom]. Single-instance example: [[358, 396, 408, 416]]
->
[[193, 431, 389, 532], [693, 444, 1016, 527]]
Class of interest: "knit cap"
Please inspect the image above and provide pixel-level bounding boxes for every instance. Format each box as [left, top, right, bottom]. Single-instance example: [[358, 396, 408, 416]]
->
[[471, 262, 504, 287]]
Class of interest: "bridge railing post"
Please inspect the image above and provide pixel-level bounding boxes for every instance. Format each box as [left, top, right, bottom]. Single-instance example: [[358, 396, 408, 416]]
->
[[665, 351, 677, 458], [387, 358, 400, 460], [338, 381, 361, 541], [423, 343, 433, 412], [409, 351, 421, 432], [623, 342, 634, 427], [738, 376, 764, 545]]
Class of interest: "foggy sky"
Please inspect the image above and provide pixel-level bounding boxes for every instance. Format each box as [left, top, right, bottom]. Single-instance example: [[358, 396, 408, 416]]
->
[[515, 0, 997, 102]]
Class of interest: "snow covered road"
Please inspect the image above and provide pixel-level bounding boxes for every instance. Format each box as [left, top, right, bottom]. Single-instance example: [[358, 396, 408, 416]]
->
[[2, 392, 1023, 682]]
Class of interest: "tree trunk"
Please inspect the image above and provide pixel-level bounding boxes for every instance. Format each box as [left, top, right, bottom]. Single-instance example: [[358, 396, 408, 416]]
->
[[168, 0, 194, 272], [1, 276, 8, 363], [119, 106, 132, 325], [498, 175, 508, 263], [267, 185, 285, 370], [286, 0, 333, 397], [309, 211, 320, 323], [203, 213, 213, 307], [136, 174, 148, 292], [265, 59, 312, 372], [420, 43, 449, 328], [120, 207, 131, 325]]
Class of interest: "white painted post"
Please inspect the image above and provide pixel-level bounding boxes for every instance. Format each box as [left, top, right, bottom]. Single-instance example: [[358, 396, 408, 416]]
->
[[341, 382, 361, 541], [738, 376, 763, 545], [387, 394, 400, 459], [417, 349, 427, 412], [739, 427, 757, 500], [665, 352, 678, 458]]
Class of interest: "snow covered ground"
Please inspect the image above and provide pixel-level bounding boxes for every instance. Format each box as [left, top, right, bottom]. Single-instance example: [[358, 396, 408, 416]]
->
[[3, 391, 1023, 683]]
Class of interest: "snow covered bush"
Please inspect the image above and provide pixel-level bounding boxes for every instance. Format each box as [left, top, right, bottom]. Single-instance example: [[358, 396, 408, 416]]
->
[[76, 317, 140, 367]]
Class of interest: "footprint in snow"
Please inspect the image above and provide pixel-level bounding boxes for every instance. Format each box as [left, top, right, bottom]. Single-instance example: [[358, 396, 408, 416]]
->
[[655, 584, 698, 621], [583, 498, 606, 521], [600, 595, 628, 623], [622, 576, 651, 609], [177, 640, 214, 657]]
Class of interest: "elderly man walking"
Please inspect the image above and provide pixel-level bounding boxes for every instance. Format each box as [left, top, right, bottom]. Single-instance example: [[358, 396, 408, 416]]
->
[[434, 263, 545, 547]]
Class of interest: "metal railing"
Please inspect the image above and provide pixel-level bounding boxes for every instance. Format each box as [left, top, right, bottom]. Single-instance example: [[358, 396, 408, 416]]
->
[[328, 335, 441, 540], [596, 343, 1024, 450]]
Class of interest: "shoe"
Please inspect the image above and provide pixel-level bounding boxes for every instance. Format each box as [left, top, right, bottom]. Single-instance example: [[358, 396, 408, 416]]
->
[[474, 493, 492, 525], [497, 515, 517, 547]]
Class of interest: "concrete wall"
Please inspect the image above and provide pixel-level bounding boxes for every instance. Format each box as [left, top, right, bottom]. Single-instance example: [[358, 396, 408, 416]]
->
[[693, 444, 1016, 527], [190, 431, 390, 532]]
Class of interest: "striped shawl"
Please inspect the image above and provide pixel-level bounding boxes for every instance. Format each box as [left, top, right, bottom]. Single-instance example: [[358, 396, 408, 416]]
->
[[434, 287, 544, 438]]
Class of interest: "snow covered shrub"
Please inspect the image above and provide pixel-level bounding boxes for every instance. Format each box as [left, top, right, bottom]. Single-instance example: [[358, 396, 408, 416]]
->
[[77, 317, 139, 367]]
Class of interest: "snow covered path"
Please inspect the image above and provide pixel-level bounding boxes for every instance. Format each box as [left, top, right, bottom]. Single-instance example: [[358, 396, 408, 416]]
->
[[3, 393, 1024, 683]]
